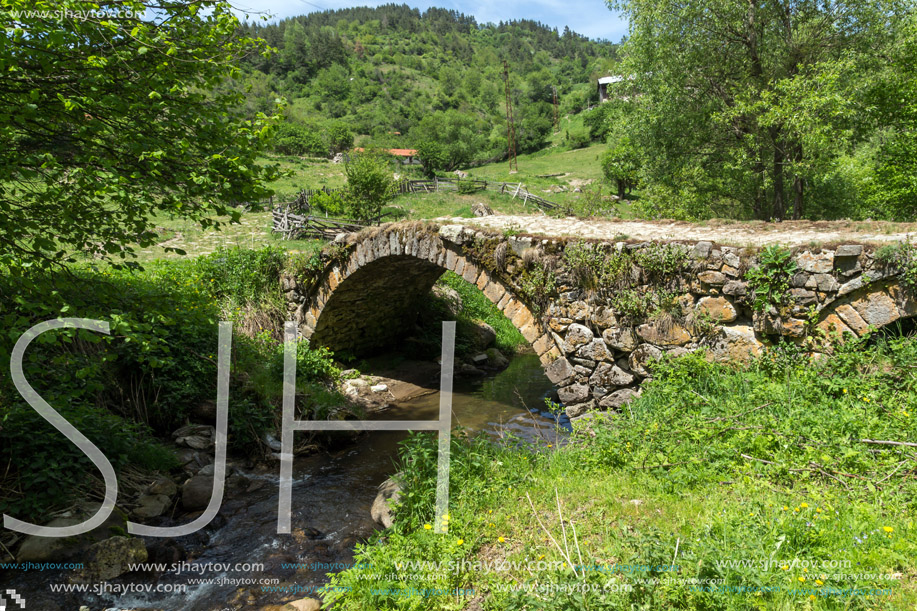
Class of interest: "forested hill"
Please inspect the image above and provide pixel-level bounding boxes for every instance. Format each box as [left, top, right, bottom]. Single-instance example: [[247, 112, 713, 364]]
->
[[235, 4, 617, 160]]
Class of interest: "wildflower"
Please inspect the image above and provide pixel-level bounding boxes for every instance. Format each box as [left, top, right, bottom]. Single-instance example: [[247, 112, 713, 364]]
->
[[816, 508, 822, 513], [809, 595, 816, 600], [783, 506, 788, 511], [801, 503, 808, 509], [842, 388, 847, 394], [883, 526, 893, 533], [498, 536, 505, 543], [781, 565, 789, 571], [798, 576, 806, 582], [815, 579, 824, 586], [457, 539, 464, 546], [423, 524, 432, 530]]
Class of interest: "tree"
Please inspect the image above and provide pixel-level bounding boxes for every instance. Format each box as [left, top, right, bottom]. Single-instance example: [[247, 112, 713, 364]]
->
[[343, 152, 395, 221], [0, 0, 282, 268], [607, 0, 902, 220], [602, 137, 640, 199], [409, 110, 489, 171]]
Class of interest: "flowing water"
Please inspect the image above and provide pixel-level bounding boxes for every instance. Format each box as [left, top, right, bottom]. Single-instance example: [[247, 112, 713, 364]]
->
[[8, 353, 564, 611]]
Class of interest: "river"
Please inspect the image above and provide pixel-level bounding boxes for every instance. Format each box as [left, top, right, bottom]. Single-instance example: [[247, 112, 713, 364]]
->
[[10, 353, 563, 611]]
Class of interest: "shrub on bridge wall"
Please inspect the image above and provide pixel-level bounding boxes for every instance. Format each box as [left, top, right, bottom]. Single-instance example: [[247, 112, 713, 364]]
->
[[743, 245, 799, 313], [875, 240, 917, 293]]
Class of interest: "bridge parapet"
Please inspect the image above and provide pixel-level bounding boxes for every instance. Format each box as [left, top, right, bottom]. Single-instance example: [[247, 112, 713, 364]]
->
[[284, 222, 915, 418]]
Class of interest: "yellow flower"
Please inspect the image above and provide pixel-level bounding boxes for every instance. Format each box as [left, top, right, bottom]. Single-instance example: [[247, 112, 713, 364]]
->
[[816, 508, 822, 513], [801, 502, 808, 508], [783, 505, 788, 511], [883, 526, 893, 533], [809, 594, 816, 600], [498, 536, 505, 543], [803, 567, 808, 572], [794, 507, 800, 512], [457, 539, 464, 545], [815, 579, 824, 586], [798, 576, 806, 583], [781, 565, 789, 571], [538, 555, 545, 560], [842, 388, 847, 393], [442, 513, 450, 521], [423, 524, 432, 530]]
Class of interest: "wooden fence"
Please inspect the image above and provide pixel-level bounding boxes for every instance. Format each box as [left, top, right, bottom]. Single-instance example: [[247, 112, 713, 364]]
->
[[271, 176, 559, 240]]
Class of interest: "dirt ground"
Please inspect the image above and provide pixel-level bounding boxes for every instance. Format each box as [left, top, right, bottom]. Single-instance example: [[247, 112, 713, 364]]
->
[[442, 214, 917, 247]]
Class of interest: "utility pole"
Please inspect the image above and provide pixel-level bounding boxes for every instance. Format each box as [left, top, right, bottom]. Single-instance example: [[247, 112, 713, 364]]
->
[[502, 59, 518, 174], [552, 85, 559, 133]]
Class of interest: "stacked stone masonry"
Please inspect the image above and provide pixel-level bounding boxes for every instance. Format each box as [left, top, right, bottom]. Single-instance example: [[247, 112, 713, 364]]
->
[[284, 223, 915, 417]]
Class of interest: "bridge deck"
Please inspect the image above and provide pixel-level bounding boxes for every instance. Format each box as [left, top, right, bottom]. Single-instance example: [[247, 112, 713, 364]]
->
[[441, 215, 917, 247]]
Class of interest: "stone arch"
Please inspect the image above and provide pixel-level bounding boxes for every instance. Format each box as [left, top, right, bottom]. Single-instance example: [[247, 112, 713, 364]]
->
[[290, 224, 561, 366], [815, 279, 917, 340]]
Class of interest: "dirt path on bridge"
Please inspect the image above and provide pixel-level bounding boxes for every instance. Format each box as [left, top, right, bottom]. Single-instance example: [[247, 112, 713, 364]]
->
[[441, 214, 917, 247]]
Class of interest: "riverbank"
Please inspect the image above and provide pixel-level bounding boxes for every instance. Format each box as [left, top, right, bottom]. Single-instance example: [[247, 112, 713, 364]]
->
[[326, 333, 917, 610]]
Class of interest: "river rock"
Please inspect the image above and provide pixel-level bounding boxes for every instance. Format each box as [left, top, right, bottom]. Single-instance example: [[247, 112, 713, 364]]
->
[[371, 476, 403, 529], [283, 598, 322, 611], [148, 476, 178, 497], [132, 494, 172, 519], [173, 423, 215, 450], [262, 433, 283, 452], [72, 536, 147, 583], [16, 504, 128, 563], [471, 320, 497, 348], [432, 285, 463, 316], [486, 348, 509, 369], [182, 475, 215, 511]]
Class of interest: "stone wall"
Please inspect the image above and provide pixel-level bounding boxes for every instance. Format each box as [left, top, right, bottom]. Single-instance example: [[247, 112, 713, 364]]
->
[[285, 222, 915, 417]]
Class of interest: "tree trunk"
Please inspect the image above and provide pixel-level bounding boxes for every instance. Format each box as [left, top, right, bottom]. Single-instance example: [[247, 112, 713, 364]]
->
[[617, 179, 626, 200], [770, 129, 786, 221], [792, 142, 804, 220], [793, 175, 804, 220]]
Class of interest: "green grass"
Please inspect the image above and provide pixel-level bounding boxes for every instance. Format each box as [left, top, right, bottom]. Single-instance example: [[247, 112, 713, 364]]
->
[[323, 334, 917, 610]]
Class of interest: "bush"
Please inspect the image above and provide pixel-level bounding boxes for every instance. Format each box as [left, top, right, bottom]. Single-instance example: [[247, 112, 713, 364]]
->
[[343, 151, 396, 221], [274, 121, 327, 156], [310, 190, 348, 217]]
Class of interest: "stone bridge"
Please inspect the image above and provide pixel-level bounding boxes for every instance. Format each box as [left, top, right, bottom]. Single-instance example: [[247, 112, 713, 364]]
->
[[283, 222, 915, 417]]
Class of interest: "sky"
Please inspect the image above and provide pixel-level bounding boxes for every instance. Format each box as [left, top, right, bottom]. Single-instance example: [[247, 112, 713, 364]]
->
[[232, 0, 629, 42]]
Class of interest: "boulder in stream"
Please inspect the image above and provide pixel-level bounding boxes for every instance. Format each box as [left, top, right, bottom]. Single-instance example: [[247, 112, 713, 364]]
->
[[371, 475, 403, 529], [72, 535, 147, 583], [16, 503, 128, 563]]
